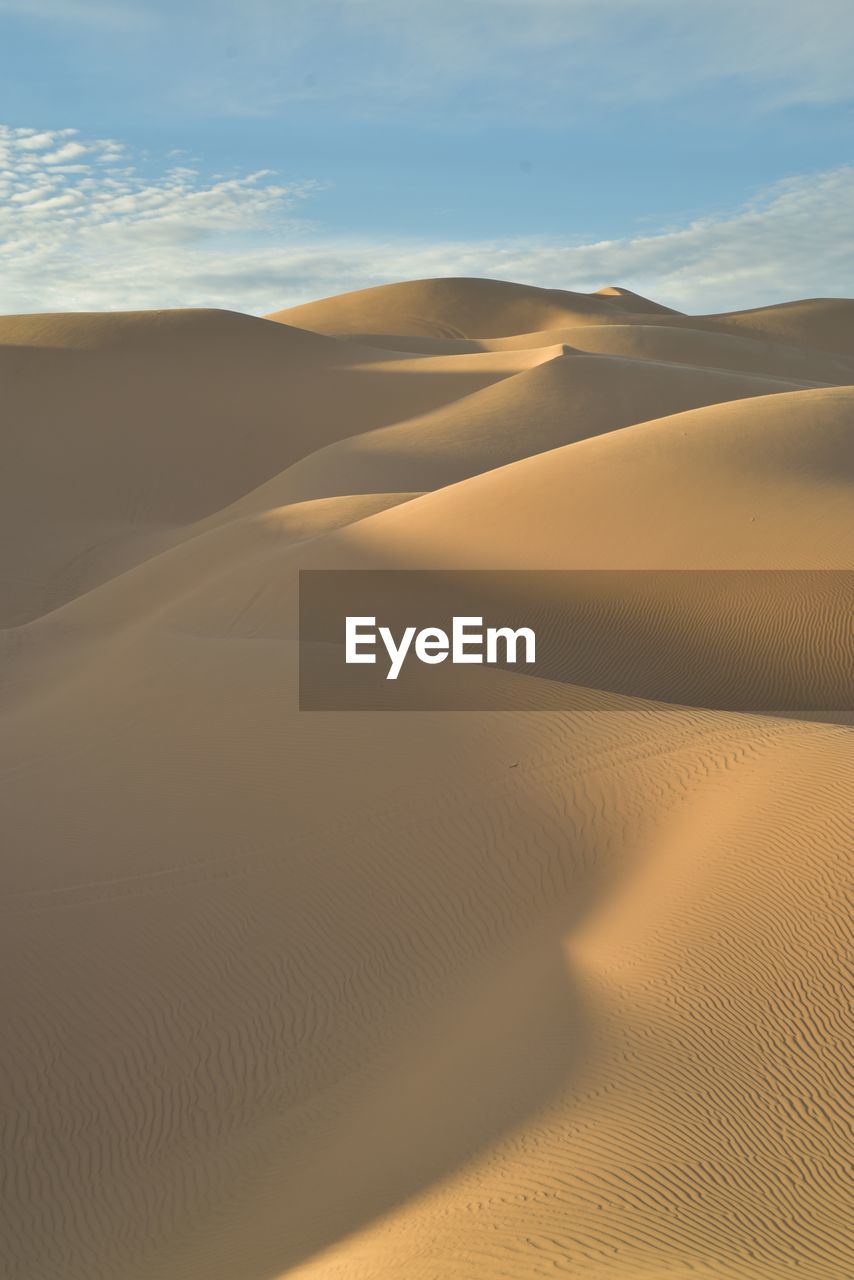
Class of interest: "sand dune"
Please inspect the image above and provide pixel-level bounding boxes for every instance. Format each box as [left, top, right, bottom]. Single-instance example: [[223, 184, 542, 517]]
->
[[338, 323, 854, 384], [256, 354, 820, 505], [324, 385, 854, 570], [268, 276, 672, 338], [2, 277, 852, 1280], [0, 308, 549, 624], [593, 284, 682, 313], [269, 275, 854, 353]]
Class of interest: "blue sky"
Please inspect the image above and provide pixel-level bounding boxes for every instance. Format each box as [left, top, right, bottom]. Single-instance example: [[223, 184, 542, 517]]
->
[[0, 0, 852, 314]]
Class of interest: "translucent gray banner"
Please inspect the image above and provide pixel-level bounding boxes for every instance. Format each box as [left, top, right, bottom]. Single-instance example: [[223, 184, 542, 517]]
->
[[299, 570, 854, 712]]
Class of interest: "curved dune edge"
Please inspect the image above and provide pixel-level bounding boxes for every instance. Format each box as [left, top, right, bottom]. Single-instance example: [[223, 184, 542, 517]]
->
[[1, 277, 852, 1280]]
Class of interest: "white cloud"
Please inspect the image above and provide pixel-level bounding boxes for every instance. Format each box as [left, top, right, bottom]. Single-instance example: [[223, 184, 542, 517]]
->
[[0, 125, 318, 313], [16, 131, 58, 151], [42, 142, 89, 164], [0, 124, 851, 316]]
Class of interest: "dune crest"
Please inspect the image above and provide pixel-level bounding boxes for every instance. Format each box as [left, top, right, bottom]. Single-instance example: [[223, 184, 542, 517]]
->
[[2, 277, 852, 1280]]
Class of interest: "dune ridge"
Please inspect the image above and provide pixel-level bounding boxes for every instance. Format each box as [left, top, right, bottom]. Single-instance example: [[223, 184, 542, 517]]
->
[[1, 277, 852, 1280]]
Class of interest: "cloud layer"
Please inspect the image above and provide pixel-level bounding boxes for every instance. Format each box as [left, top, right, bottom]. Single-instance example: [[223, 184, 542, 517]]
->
[[4, 1, 854, 115], [1, 125, 852, 316]]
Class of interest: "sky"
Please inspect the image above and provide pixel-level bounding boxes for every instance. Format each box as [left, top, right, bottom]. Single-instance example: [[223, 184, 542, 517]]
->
[[0, 0, 852, 314]]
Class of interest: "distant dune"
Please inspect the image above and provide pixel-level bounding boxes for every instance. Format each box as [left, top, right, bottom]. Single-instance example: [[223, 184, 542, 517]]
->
[[1, 279, 852, 1280]]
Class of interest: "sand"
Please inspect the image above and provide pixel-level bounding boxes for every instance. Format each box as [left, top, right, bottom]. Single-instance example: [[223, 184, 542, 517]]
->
[[1, 279, 852, 1280]]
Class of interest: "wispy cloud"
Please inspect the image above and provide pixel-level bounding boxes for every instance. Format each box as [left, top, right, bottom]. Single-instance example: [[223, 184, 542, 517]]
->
[[3, 2, 853, 116], [0, 0, 150, 27], [1, 125, 852, 315], [318, 0, 854, 111], [0, 126, 318, 312]]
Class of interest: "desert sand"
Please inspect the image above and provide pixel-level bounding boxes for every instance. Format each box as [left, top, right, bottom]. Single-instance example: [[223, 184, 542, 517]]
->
[[1, 278, 852, 1279]]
